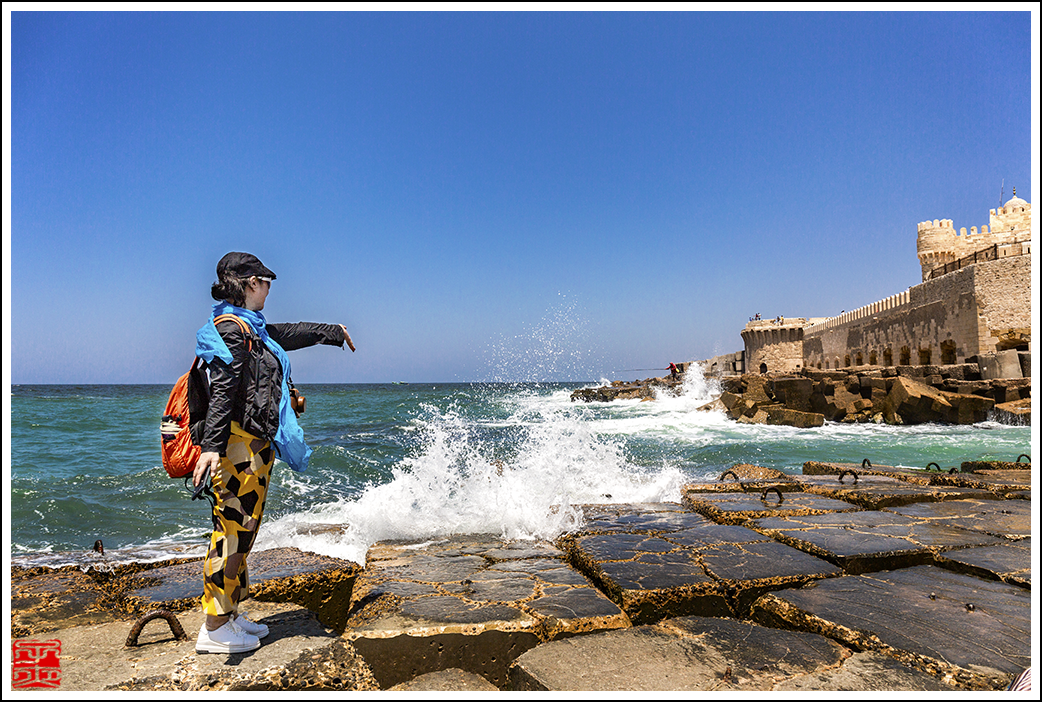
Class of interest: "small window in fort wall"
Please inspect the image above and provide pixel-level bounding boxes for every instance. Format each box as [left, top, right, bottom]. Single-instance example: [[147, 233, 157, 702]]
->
[[759, 362, 768, 374], [844, 355, 851, 368], [900, 347, 910, 365], [941, 340, 957, 365], [834, 357, 840, 369], [824, 360, 829, 369], [918, 347, 932, 365], [884, 348, 893, 366], [869, 351, 877, 365], [817, 362, 822, 369], [856, 352, 863, 366]]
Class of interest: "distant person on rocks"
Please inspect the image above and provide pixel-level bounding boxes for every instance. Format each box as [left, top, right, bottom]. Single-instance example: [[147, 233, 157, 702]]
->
[[192, 252, 355, 654], [669, 362, 681, 380]]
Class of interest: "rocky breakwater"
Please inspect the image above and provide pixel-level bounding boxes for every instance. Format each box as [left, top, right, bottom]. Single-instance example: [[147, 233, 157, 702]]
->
[[717, 364, 1030, 426], [571, 375, 684, 403], [572, 363, 1030, 428], [9, 457, 1031, 691]]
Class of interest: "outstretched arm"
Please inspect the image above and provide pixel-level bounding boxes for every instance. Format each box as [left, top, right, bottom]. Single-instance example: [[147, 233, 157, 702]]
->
[[267, 322, 355, 351]]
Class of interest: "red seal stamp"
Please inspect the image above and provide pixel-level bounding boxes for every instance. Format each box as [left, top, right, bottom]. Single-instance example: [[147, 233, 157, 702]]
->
[[12, 639, 62, 689]]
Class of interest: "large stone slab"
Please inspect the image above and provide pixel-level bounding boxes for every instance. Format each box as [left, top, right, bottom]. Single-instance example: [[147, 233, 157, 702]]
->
[[934, 538, 1031, 588], [751, 510, 1005, 574], [793, 474, 998, 509], [16, 601, 379, 691], [885, 498, 1031, 539], [124, 547, 360, 632], [803, 460, 1031, 494], [388, 668, 499, 691], [507, 615, 950, 691], [803, 460, 935, 485], [560, 506, 840, 623], [343, 534, 629, 689], [11, 565, 138, 637], [751, 565, 1031, 690], [683, 490, 860, 524]]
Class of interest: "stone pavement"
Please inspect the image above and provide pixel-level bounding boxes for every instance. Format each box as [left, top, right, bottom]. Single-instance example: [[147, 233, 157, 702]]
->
[[9, 459, 1031, 691]]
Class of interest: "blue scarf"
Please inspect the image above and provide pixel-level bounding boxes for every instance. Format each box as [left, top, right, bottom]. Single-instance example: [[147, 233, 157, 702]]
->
[[195, 301, 312, 472]]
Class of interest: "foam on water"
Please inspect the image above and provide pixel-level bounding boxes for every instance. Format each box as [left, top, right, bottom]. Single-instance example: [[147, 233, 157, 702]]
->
[[258, 391, 687, 564]]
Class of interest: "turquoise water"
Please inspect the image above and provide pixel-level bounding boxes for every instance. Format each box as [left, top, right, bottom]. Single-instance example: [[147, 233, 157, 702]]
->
[[8, 373, 1031, 566]]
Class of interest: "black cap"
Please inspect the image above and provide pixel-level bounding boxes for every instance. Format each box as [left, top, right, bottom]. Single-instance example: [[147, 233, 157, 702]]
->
[[216, 252, 277, 280]]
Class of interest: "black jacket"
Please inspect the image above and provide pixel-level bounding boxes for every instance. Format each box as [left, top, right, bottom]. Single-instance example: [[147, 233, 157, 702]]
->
[[200, 320, 345, 455]]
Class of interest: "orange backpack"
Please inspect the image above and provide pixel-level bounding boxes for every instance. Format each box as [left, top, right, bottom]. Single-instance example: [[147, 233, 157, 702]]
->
[[161, 314, 252, 478]]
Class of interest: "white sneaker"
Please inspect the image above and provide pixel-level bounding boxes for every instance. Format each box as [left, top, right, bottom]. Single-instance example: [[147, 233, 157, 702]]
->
[[233, 610, 270, 638], [196, 618, 261, 654]]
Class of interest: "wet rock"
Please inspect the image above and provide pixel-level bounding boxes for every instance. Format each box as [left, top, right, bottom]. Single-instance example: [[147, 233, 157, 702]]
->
[[508, 615, 921, 691], [388, 668, 500, 691], [961, 459, 1030, 472], [934, 539, 1031, 588], [343, 534, 628, 689], [682, 491, 860, 525], [793, 474, 998, 510], [885, 498, 1031, 540], [774, 651, 954, 691], [559, 506, 840, 623], [751, 565, 1030, 690], [803, 460, 943, 485], [123, 547, 361, 633], [750, 509, 1004, 574], [11, 567, 132, 637], [992, 398, 1031, 424]]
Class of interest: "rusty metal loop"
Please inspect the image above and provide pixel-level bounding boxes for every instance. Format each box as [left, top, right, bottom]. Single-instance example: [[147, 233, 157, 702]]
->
[[1016, 454, 1030, 464], [719, 470, 747, 491], [925, 462, 941, 472], [125, 610, 188, 648], [948, 467, 958, 474], [861, 458, 872, 469], [838, 469, 859, 484], [760, 486, 784, 504]]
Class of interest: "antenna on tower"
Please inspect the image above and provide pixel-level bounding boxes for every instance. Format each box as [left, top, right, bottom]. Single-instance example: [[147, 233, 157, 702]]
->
[[999, 179, 1004, 207]]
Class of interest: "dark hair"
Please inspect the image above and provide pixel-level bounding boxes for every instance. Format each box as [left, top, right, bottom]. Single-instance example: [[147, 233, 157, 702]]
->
[[211, 273, 248, 306]]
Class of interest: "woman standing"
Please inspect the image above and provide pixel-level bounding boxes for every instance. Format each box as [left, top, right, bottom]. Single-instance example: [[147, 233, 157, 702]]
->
[[192, 252, 355, 654]]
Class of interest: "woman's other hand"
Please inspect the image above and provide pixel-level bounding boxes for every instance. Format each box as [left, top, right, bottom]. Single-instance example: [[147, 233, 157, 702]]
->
[[341, 325, 356, 352], [194, 451, 221, 487]]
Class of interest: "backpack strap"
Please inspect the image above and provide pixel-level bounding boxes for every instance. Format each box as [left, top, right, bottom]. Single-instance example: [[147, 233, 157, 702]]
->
[[213, 313, 254, 352]]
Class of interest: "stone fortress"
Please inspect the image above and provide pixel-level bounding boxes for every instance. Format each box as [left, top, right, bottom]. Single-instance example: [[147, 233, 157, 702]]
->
[[704, 193, 1032, 381]]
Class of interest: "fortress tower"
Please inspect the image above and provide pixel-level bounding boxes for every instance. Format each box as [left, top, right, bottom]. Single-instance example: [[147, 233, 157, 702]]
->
[[916, 191, 1032, 282]]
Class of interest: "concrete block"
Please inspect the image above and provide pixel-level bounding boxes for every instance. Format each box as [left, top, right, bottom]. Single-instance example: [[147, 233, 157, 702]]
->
[[343, 535, 629, 689], [751, 509, 1004, 575], [508, 616, 952, 691], [752, 566, 1031, 689], [978, 351, 1024, 379]]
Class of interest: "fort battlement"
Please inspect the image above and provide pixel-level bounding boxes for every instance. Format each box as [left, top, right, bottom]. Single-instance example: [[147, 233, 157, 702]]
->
[[703, 193, 1032, 380], [803, 291, 911, 335], [916, 195, 1031, 282]]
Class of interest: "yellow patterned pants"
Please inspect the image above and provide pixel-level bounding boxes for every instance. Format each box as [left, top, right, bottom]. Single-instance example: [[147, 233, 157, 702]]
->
[[201, 422, 273, 616]]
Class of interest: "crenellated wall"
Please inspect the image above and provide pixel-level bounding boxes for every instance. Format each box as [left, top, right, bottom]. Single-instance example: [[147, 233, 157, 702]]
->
[[741, 318, 808, 374], [801, 255, 1030, 370], [916, 195, 1032, 281], [734, 195, 1032, 378]]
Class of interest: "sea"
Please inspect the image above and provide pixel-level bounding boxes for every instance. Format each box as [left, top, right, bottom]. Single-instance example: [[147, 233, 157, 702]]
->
[[8, 369, 1032, 569]]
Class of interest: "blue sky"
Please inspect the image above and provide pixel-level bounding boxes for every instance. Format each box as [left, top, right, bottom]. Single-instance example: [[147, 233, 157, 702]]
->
[[4, 9, 1036, 383]]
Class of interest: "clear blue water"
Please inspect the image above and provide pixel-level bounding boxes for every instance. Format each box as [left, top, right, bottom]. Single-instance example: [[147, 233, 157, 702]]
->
[[8, 374, 1031, 567]]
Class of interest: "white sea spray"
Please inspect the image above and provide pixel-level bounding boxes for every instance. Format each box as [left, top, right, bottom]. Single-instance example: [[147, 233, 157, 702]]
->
[[258, 393, 686, 564]]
